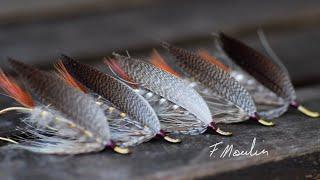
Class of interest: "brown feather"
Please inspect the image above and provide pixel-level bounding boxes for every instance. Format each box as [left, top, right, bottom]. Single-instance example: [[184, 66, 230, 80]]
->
[[219, 32, 295, 101]]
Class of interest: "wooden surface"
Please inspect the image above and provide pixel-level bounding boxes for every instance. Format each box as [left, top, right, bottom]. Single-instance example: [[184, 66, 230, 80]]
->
[[0, 1, 319, 179], [0, 86, 319, 180]]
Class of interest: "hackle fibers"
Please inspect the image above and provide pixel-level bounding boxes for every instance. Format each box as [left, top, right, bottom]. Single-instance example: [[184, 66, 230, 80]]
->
[[160, 42, 274, 126], [0, 59, 129, 154], [108, 53, 232, 136], [216, 31, 319, 118], [57, 55, 180, 145]]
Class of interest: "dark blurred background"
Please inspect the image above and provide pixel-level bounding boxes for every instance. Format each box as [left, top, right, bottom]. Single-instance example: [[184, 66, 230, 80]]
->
[[0, 1, 319, 179], [0, 0, 319, 86]]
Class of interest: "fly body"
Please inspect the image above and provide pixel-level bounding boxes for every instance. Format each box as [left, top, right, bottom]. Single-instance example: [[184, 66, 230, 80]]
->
[[217, 31, 319, 118], [160, 43, 274, 126], [0, 59, 129, 154], [59, 55, 181, 144], [108, 53, 232, 136]]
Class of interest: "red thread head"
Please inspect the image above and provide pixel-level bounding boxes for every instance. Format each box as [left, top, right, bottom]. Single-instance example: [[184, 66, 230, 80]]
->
[[290, 101, 299, 109]]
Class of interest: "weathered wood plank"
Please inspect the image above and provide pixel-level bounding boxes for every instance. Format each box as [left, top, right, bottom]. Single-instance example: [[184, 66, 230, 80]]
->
[[213, 152, 320, 180], [0, 85, 319, 180]]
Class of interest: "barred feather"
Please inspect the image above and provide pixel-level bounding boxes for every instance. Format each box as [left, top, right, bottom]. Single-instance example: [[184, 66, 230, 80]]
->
[[6, 59, 110, 154], [197, 50, 231, 72], [59, 55, 159, 146], [112, 53, 213, 134], [135, 88, 207, 135], [231, 70, 288, 118], [186, 80, 249, 123], [161, 42, 257, 120], [149, 49, 249, 123], [97, 96, 155, 147], [198, 49, 288, 118]]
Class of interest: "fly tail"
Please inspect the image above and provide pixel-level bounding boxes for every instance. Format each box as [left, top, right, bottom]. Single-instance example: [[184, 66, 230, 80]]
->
[[197, 50, 230, 72], [103, 57, 139, 88], [150, 49, 181, 77], [54, 61, 88, 93], [0, 69, 34, 108]]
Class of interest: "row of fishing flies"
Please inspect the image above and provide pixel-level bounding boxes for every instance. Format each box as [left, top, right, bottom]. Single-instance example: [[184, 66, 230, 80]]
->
[[0, 31, 318, 155]]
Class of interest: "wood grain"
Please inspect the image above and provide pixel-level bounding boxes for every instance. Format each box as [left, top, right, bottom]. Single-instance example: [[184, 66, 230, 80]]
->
[[0, 85, 319, 180]]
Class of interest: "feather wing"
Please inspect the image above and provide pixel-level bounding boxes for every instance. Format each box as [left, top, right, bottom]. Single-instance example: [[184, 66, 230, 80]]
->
[[161, 42, 257, 117], [95, 96, 155, 147], [231, 70, 289, 118], [186, 80, 249, 123], [135, 88, 207, 135], [218, 32, 296, 102], [7, 59, 109, 154], [59, 56, 159, 146], [112, 53, 213, 125], [257, 29, 291, 76], [197, 50, 288, 118], [60, 55, 160, 133], [10, 106, 106, 154]]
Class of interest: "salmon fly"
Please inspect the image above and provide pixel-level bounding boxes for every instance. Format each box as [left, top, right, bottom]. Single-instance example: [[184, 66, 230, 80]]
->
[[197, 49, 286, 119], [159, 42, 274, 126], [56, 55, 181, 144], [106, 53, 232, 136], [216, 31, 319, 118], [0, 59, 129, 154]]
